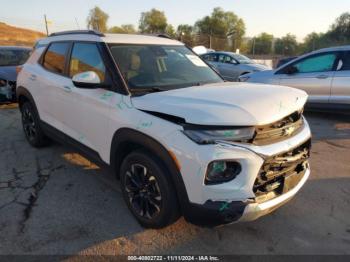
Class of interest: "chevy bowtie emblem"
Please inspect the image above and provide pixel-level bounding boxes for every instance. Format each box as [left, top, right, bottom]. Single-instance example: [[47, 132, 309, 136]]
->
[[283, 126, 295, 136]]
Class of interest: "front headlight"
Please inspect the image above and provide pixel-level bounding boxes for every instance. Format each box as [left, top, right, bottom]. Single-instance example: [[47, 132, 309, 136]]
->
[[183, 127, 255, 144], [0, 79, 7, 87]]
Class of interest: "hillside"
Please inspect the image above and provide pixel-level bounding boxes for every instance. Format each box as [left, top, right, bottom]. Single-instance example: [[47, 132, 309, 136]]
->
[[0, 22, 46, 47]]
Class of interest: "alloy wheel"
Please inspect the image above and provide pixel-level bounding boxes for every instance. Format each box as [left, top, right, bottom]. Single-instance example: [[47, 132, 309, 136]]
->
[[22, 107, 36, 141], [124, 163, 162, 219]]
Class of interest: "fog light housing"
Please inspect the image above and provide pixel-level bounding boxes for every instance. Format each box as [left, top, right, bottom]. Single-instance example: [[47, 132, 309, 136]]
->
[[205, 161, 242, 185]]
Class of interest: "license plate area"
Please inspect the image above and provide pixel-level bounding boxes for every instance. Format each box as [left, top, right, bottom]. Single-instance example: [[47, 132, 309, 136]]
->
[[282, 167, 306, 194]]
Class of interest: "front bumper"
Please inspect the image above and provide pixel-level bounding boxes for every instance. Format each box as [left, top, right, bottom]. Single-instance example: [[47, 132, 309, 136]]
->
[[238, 166, 310, 222], [164, 116, 312, 227], [0, 81, 16, 102], [184, 166, 310, 227]]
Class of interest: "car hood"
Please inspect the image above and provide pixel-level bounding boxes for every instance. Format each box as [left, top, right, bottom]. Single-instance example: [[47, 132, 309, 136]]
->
[[132, 82, 308, 126], [0, 66, 17, 81]]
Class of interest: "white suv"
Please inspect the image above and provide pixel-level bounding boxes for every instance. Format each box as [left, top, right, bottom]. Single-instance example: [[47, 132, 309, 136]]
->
[[17, 30, 311, 228]]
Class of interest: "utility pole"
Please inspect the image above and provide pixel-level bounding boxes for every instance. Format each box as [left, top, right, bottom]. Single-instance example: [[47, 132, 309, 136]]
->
[[75, 17, 80, 30], [252, 37, 256, 56], [44, 15, 49, 36]]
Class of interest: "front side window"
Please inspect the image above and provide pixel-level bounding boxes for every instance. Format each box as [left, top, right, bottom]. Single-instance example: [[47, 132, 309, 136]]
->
[[109, 45, 222, 92], [293, 53, 337, 73], [0, 49, 31, 66], [69, 43, 106, 82], [43, 42, 69, 74]]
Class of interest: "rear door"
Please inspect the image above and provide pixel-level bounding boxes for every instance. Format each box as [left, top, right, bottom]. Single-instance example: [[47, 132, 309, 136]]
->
[[36, 42, 71, 130], [330, 51, 350, 106], [277, 52, 339, 104], [217, 54, 240, 81]]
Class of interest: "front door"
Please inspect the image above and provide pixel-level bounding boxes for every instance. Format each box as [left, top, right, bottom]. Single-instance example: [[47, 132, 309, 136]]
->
[[59, 42, 112, 154], [277, 52, 339, 104]]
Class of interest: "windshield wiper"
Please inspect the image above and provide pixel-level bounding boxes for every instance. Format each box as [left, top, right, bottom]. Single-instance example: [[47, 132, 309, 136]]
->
[[129, 87, 166, 94]]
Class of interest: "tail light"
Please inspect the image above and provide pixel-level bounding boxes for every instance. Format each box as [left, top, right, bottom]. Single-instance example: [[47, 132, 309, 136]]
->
[[16, 66, 23, 74]]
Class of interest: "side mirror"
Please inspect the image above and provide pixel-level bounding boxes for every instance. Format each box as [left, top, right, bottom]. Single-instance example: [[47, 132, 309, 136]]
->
[[285, 65, 298, 75], [72, 71, 101, 88]]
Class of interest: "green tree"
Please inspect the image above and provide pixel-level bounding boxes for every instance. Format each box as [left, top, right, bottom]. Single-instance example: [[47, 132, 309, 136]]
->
[[275, 34, 298, 55], [250, 33, 274, 55], [177, 24, 194, 46], [165, 24, 176, 38], [108, 24, 136, 34], [194, 7, 246, 50], [329, 12, 350, 42], [86, 6, 109, 33], [301, 32, 323, 52], [139, 8, 168, 33]]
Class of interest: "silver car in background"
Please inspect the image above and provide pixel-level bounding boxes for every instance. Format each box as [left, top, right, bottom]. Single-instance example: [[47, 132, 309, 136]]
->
[[240, 46, 350, 110], [200, 51, 270, 81]]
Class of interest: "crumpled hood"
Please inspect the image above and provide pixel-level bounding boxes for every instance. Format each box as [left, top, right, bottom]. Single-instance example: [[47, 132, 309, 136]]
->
[[132, 82, 308, 126], [0, 66, 17, 82]]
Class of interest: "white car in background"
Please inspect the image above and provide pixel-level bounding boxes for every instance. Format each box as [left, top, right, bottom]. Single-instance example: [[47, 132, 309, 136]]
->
[[17, 30, 311, 228], [239, 46, 350, 110]]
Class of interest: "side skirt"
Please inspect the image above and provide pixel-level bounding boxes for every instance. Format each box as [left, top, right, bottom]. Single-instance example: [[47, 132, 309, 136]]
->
[[40, 121, 110, 170]]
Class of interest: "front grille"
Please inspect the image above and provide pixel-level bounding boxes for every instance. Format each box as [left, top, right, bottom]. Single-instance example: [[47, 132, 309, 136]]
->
[[253, 139, 311, 203], [253, 111, 304, 146]]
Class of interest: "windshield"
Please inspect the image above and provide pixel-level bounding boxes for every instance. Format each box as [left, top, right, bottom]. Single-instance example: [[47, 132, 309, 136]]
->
[[232, 53, 253, 64], [109, 44, 223, 92], [0, 49, 31, 66]]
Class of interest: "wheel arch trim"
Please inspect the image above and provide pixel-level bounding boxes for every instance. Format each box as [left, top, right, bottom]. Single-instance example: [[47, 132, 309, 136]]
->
[[110, 128, 190, 211]]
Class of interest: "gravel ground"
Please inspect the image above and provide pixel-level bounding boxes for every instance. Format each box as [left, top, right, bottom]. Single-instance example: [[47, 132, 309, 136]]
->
[[0, 104, 349, 255]]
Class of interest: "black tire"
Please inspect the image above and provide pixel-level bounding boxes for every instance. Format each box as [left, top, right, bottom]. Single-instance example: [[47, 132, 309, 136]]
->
[[21, 101, 50, 148], [120, 149, 180, 228]]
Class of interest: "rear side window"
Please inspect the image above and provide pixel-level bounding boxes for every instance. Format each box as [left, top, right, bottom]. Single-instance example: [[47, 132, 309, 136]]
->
[[338, 52, 350, 71], [69, 43, 106, 82], [203, 53, 217, 62], [43, 42, 69, 74]]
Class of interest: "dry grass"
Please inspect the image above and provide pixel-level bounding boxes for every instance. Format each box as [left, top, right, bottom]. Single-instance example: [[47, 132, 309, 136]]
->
[[0, 22, 46, 47]]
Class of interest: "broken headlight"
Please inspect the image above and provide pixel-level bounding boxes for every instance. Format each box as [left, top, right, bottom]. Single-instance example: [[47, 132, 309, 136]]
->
[[0, 79, 7, 87], [206, 161, 242, 185], [183, 127, 255, 144]]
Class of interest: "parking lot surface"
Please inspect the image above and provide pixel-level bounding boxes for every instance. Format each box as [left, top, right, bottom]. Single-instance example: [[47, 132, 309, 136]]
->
[[0, 104, 349, 255]]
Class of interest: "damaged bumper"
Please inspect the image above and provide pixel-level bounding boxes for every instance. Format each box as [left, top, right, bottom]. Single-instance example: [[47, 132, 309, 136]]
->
[[0, 79, 16, 102], [238, 166, 310, 222], [184, 164, 310, 227]]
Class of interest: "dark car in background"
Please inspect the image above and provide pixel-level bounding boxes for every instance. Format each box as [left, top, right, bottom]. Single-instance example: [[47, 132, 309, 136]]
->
[[200, 51, 270, 81], [0, 46, 31, 102], [276, 56, 298, 68]]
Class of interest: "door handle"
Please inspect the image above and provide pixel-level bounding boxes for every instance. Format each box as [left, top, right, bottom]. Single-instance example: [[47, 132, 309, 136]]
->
[[29, 74, 37, 81], [63, 86, 72, 93], [316, 74, 329, 79]]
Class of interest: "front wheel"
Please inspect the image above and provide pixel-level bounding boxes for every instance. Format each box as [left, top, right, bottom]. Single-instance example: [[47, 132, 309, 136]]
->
[[120, 150, 180, 228]]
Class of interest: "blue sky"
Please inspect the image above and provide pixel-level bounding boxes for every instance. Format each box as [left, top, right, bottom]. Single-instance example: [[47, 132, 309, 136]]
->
[[1, 0, 349, 41]]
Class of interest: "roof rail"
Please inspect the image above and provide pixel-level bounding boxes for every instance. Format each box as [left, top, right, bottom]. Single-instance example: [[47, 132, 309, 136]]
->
[[49, 30, 105, 37], [156, 34, 172, 39]]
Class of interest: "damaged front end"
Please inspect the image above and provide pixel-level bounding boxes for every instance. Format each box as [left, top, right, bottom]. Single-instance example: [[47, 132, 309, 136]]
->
[[0, 79, 15, 102], [254, 139, 311, 203]]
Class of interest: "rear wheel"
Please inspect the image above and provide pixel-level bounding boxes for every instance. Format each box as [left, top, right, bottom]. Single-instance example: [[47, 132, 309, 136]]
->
[[21, 102, 49, 147], [120, 150, 180, 228]]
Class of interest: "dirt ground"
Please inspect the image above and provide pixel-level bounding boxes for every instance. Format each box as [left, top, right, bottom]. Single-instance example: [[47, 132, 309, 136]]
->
[[0, 104, 349, 255]]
